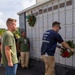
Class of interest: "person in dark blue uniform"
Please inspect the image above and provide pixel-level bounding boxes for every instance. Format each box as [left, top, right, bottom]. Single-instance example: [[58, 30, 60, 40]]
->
[[41, 21, 74, 75]]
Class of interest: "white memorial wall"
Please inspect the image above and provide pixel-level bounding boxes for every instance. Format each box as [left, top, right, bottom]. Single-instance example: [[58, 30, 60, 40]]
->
[[26, 0, 75, 67]]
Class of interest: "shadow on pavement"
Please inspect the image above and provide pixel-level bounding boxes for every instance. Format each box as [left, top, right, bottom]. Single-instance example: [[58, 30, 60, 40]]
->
[[0, 64, 44, 75]]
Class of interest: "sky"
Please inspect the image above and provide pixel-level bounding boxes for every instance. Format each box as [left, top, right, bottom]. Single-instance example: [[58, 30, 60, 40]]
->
[[0, 0, 36, 29]]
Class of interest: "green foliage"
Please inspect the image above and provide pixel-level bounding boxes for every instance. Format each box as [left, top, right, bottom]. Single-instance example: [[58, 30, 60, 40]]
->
[[60, 40, 75, 58], [0, 29, 6, 36], [66, 40, 75, 48], [27, 15, 36, 27], [0, 28, 20, 38], [13, 28, 20, 38]]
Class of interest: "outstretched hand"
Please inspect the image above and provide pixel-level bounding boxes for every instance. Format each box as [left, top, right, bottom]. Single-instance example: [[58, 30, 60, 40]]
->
[[70, 48, 74, 53]]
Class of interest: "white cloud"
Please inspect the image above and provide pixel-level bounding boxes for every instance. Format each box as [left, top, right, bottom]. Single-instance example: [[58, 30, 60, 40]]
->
[[0, 11, 6, 28], [0, 0, 36, 28], [0, 19, 6, 28], [0, 12, 3, 17], [22, 0, 36, 9]]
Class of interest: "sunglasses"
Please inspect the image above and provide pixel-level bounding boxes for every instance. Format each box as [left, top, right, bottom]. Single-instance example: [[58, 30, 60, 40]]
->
[[56, 26, 61, 29]]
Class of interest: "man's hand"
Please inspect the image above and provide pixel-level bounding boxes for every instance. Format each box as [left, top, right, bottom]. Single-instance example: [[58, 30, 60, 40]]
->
[[61, 41, 75, 53], [8, 61, 13, 67], [70, 48, 74, 53]]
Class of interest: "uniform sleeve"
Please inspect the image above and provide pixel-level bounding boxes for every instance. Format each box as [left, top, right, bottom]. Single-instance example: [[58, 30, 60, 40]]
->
[[56, 33, 64, 43], [17, 38, 21, 45], [5, 34, 13, 47], [28, 38, 30, 44]]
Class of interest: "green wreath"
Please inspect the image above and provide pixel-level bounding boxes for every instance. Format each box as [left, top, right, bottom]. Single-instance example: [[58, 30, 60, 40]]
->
[[26, 15, 36, 27]]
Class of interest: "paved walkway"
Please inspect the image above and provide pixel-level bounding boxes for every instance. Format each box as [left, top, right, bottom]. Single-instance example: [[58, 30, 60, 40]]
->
[[0, 64, 44, 75]]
